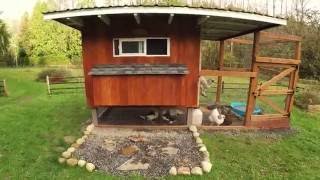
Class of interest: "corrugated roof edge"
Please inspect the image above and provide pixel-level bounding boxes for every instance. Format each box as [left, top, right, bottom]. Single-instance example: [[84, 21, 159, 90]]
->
[[43, 5, 286, 20]]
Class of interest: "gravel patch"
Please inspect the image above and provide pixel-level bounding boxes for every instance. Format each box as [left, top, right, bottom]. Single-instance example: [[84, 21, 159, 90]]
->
[[74, 128, 202, 177]]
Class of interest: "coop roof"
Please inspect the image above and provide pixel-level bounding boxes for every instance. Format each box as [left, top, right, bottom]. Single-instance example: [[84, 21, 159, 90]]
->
[[43, 4, 287, 41]]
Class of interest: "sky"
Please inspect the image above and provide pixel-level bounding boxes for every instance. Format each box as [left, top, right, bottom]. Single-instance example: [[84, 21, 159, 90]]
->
[[0, 0, 320, 21]]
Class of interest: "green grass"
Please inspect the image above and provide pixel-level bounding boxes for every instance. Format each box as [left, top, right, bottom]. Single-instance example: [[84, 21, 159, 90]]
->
[[0, 68, 319, 179]]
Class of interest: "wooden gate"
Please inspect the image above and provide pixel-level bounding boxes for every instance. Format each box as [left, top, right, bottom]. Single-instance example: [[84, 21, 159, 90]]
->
[[245, 32, 301, 128]]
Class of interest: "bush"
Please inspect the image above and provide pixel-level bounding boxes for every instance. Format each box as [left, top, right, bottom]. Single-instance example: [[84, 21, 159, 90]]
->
[[36, 69, 72, 82], [295, 91, 320, 109]]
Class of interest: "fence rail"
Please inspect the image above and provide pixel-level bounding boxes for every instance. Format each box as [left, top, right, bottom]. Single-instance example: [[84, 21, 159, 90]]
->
[[0, 79, 8, 96], [46, 76, 84, 95]]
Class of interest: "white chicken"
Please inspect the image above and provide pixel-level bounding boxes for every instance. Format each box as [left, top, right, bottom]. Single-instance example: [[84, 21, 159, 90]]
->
[[208, 108, 226, 126]]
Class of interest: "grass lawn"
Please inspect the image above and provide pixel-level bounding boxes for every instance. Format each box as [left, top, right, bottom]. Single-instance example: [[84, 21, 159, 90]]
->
[[0, 67, 319, 179]]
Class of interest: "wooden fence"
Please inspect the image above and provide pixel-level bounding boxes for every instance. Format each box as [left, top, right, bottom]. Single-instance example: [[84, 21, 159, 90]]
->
[[0, 79, 8, 96], [46, 76, 84, 95]]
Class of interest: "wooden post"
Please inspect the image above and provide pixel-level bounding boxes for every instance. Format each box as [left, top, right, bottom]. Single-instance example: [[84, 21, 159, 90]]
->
[[222, 81, 225, 93], [187, 108, 193, 126], [285, 41, 301, 114], [46, 75, 51, 95], [3, 79, 8, 96], [91, 109, 98, 126], [216, 40, 225, 103], [245, 31, 261, 126]]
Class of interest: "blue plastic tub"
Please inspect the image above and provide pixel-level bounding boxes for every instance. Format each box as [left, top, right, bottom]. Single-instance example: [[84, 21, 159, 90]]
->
[[230, 102, 262, 117]]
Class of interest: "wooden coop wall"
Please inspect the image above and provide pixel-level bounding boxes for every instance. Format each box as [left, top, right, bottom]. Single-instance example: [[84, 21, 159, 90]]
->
[[201, 31, 301, 129], [81, 16, 200, 107]]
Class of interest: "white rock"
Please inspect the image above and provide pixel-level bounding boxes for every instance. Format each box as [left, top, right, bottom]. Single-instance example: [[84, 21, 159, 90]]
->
[[76, 138, 85, 145], [86, 163, 95, 172], [203, 156, 210, 162], [62, 151, 71, 158], [201, 161, 212, 173], [191, 109, 203, 126], [67, 147, 76, 153], [86, 124, 94, 131], [193, 132, 200, 138], [66, 158, 78, 166], [177, 166, 191, 175], [199, 146, 207, 152], [58, 157, 66, 164], [191, 167, 203, 175], [84, 130, 90, 135], [82, 135, 88, 139], [189, 125, 197, 132], [198, 143, 205, 148], [169, 166, 177, 175], [196, 137, 203, 144], [203, 150, 210, 158], [78, 160, 86, 167]]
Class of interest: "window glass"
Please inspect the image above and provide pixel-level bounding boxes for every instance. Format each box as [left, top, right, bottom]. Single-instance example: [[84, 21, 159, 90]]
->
[[121, 41, 144, 54], [147, 39, 168, 55]]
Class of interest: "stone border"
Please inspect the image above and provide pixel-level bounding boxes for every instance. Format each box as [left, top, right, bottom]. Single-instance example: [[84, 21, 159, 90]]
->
[[168, 125, 213, 176], [58, 124, 97, 172]]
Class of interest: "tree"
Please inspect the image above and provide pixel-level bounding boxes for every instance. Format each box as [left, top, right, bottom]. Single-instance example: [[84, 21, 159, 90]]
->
[[17, 1, 81, 66], [0, 19, 10, 56]]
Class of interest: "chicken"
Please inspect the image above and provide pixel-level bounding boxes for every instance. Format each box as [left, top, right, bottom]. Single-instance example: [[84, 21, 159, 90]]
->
[[200, 76, 214, 97], [208, 108, 226, 126]]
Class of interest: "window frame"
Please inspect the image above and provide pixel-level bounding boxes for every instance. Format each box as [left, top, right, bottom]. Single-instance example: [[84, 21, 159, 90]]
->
[[113, 37, 170, 57]]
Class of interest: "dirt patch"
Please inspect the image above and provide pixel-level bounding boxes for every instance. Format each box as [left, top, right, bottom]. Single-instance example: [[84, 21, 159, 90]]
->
[[74, 128, 202, 177]]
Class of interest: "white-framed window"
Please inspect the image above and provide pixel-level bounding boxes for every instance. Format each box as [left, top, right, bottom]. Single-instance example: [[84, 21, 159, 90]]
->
[[113, 37, 170, 57]]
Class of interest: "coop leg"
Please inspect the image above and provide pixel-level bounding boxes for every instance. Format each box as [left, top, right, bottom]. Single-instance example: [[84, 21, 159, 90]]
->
[[187, 108, 193, 126], [91, 109, 98, 126]]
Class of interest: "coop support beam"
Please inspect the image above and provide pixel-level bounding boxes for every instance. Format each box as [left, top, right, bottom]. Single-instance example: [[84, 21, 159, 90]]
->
[[245, 31, 261, 126], [66, 17, 83, 27], [187, 108, 193, 126], [216, 40, 225, 103], [198, 15, 210, 25], [168, 13, 174, 24], [133, 13, 140, 24], [91, 109, 98, 126], [98, 15, 110, 25]]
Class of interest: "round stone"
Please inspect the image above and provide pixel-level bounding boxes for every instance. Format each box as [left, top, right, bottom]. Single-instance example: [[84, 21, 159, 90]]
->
[[169, 166, 177, 176], [177, 166, 191, 175], [86, 163, 95, 172], [78, 159, 86, 167], [67, 147, 76, 153], [201, 161, 212, 173], [189, 125, 197, 132], [193, 132, 200, 138], [86, 124, 94, 131], [196, 137, 203, 144], [199, 146, 207, 152], [203, 150, 210, 158], [58, 157, 66, 164], [191, 167, 203, 175], [66, 158, 78, 167], [76, 138, 85, 145], [62, 151, 71, 159]]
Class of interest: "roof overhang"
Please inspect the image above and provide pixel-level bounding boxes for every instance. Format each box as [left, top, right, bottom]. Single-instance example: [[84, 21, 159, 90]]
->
[[44, 6, 287, 41]]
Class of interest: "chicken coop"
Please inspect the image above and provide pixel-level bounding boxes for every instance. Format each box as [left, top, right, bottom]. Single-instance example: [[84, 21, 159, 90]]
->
[[44, 1, 301, 129]]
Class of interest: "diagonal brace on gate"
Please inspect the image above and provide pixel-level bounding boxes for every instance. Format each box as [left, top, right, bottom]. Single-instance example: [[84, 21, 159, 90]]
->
[[257, 67, 295, 92]]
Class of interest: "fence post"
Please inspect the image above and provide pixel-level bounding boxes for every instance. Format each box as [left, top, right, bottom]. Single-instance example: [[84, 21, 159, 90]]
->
[[46, 75, 51, 95], [3, 79, 8, 96], [222, 81, 225, 93]]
